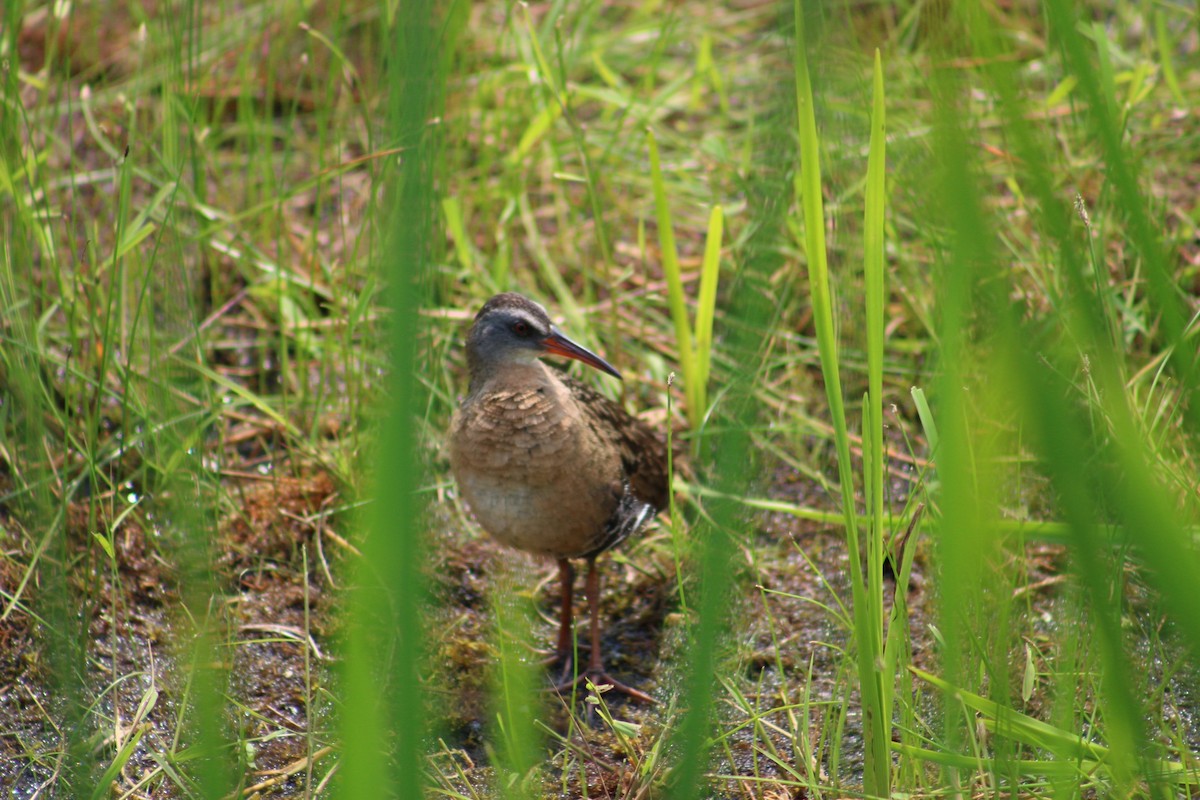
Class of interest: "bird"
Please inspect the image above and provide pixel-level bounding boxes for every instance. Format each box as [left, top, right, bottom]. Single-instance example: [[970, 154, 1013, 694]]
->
[[448, 292, 668, 703]]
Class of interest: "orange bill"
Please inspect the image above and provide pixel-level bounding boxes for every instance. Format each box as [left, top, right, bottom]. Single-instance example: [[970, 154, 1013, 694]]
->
[[542, 328, 623, 380]]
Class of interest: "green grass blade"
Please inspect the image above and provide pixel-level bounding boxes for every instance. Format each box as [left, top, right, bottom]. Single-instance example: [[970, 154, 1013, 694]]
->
[[1044, 0, 1196, 411], [791, 3, 888, 795], [341, 3, 445, 796], [647, 127, 698, 426], [442, 197, 474, 272], [693, 204, 723, 415], [1155, 11, 1185, 105], [912, 667, 1200, 787], [910, 387, 938, 453], [490, 575, 542, 795], [864, 47, 888, 714]]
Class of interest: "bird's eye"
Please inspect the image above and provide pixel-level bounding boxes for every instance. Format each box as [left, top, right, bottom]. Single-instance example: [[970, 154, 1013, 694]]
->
[[512, 320, 531, 337]]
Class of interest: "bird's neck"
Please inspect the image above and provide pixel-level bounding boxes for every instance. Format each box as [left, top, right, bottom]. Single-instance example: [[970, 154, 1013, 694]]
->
[[466, 356, 556, 398]]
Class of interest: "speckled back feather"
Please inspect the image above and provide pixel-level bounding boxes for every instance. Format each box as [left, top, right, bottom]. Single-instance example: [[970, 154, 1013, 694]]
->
[[560, 373, 671, 513]]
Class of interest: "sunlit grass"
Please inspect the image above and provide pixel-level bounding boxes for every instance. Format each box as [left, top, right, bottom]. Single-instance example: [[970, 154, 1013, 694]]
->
[[2, 0, 1200, 796], [792, 0, 892, 791], [648, 128, 724, 432]]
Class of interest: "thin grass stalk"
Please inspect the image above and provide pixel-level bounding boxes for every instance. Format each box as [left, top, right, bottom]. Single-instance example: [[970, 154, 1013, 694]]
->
[[341, 3, 443, 795], [1042, 0, 1196, 414], [862, 49, 888, 715], [151, 23, 233, 788], [703, 483, 1200, 546], [545, 19, 634, 377], [490, 567, 542, 796], [1154, 11, 1185, 105], [647, 129, 698, 425], [1040, 0, 1200, 655], [791, 2, 888, 795], [514, 5, 584, 329], [923, 9, 1016, 789], [0, 78, 94, 792], [666, 376, 688, 613], [912, 667, 1200, 786], [551, 25, 615, 295], [958, 5, 1200, 790], [694, 205, 723, 417], [302, 545, 316, 799], [667, 45, 786, 796], [666, 513, 736, 800]]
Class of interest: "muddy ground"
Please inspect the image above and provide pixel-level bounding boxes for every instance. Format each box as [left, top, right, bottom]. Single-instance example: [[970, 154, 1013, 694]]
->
[[0, 442, 1106, 798]]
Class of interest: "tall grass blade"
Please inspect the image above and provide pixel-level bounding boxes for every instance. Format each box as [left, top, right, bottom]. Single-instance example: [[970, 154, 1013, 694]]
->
[[1043, 0, 1196, 407], [693, 204, 723, 419], [791, 2, 889, 794], [647, 128, 698, 426], [935, 3, 1199, 793], [924, 8, 1012, 790], [667, 23, 788, 793], [912, 668, 1200, 787], [1040, 0, 1200, 660], [341, 3, 446, 795], [863, 48, 888, 709], [490, 570, 542, 796], [666, 197, 774, 800]]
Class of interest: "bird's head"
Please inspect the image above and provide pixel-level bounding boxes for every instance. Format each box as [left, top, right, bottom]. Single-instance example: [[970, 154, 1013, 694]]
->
[[465, 292, 622, 384]]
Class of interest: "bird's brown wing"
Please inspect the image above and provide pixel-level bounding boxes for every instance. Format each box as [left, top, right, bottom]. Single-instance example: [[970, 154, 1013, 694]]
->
[[561, 373, 671, 511]]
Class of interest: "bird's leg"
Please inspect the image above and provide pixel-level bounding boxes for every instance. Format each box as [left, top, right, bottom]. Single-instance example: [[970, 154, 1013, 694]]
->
[[555, 558, 575, 663], [549, 557, 653, 703], [580, 557, 654, 703], [586, 557, 604, 674], [535, 559, 588, 669]]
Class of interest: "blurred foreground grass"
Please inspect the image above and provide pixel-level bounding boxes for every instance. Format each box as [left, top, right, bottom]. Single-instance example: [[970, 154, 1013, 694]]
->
[[1, 0, 1199, 797]]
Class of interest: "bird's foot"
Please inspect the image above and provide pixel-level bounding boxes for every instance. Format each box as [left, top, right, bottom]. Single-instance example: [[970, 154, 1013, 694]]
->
[[550, 669, 655, 704], [532, 645, 589, 668], [531, 644, 593, 670]]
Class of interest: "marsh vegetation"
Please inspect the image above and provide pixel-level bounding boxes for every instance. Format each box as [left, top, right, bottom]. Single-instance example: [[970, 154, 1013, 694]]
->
[[2, 0, 1199, 797]]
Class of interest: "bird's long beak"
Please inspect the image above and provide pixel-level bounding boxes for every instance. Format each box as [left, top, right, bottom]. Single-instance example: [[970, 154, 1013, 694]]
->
[[542, 328, 623, 380]]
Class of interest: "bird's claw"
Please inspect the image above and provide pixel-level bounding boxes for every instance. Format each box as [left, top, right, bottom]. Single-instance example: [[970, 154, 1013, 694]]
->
[[549, 669, 655, 704]]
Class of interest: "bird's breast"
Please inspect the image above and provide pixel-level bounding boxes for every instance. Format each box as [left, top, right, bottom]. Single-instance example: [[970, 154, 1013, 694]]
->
[[449, 380, 624, 558]]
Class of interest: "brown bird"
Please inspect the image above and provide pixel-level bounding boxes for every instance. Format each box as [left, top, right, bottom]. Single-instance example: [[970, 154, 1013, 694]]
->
[[449, 292, 668, 702]]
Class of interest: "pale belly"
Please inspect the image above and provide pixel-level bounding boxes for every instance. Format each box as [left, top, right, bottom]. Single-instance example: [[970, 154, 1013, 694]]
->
[[448, 364, 626, 558], [454, 467, 618, 558]]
